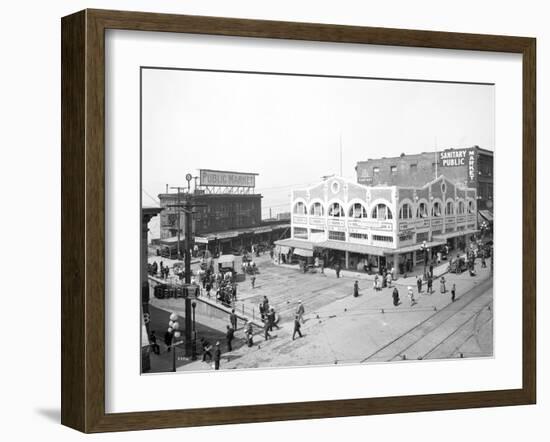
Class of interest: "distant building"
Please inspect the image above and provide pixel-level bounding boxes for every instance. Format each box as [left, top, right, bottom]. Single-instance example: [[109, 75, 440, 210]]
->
[[276, 175, 477, 272], [355, 146, 493, 224], [157, 169, 289, 256]]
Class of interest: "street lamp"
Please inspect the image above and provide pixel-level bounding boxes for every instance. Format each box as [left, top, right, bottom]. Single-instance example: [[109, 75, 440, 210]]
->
[[169, 312, 181, 372], [420, 240, 429, 280], [191, 300, 197, 360]]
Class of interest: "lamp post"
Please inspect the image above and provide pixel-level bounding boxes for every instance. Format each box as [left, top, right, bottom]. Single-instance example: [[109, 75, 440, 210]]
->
[[169, 312, 182, 372], [191, 300, 197, 360], [420, 240, 429, 280]]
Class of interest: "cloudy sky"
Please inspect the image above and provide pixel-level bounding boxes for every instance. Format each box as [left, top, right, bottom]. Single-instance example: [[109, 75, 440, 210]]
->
[[142, 68, 494, 219]]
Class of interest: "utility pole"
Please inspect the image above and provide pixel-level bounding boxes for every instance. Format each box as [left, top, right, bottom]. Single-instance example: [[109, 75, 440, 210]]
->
[[169, 186, 187, 260], [168, 175, 206, 358]]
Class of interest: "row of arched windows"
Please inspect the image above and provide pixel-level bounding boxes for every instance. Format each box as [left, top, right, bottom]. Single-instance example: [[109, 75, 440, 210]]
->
[[293, 201, 393, 220], [401, 199, 475, 219], [294, 199, 475, 220]]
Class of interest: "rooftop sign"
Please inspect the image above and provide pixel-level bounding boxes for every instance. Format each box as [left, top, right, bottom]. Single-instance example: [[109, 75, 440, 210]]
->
[[199, 169, 257, 188]]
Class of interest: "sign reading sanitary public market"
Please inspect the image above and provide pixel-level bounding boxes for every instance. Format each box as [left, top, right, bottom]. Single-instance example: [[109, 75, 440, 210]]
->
[[199, 169, 257, 188], [439, 149, 468, 167]]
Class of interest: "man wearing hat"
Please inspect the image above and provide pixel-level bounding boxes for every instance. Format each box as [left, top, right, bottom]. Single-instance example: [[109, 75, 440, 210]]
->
[[296, 300, 305, 324], [213, 341, 221, 370]]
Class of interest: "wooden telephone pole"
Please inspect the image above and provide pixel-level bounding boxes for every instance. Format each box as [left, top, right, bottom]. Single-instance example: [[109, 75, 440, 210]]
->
[[167, 174, 205, 358]]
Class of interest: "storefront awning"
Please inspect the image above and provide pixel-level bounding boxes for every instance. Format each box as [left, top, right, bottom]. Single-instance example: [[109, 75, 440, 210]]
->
[[389, 240, 446, 255], [478, 210, 494, 222], [274, 238, 315, 250], [433, 229, 479, 241], [294, 248, 314, 257], [314, 240, 391, 256]]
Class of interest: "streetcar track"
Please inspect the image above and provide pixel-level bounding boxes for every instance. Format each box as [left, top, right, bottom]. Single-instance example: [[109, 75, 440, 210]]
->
[[419, 301, 493, 360], [360, 277, 493, 363]]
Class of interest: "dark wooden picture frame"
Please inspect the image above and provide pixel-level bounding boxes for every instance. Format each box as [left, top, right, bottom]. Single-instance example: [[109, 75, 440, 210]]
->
[[61, 9, 536, 433]]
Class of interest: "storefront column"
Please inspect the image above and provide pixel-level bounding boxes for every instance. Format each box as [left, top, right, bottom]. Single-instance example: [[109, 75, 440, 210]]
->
[[412, 250, 417, 266], [393, 253, 399, 272], [345, 251, 349, 269]]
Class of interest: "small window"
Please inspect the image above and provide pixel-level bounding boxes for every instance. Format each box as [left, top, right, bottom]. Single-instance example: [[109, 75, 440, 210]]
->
[[372, 235, 393, 243], [328, 230, 346, 241], [432, 201, 442, 217], [399, 203, 413, 219], [349, 232, 368, 240], [373, 167, 380, 174], [390, 166, 397, 175], [348, 203, 368, 219], [410, 164, 418, 172], [293, 227, 308, 239]]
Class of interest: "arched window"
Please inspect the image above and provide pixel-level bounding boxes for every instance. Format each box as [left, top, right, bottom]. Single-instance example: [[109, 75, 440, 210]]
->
[[309, 202, 324, 217], [445, 201, 454, 216], [372, 203, 393, 220], [457, 200, 465, 215], [431, 201, 442, 217], [467, 200, 475, 214], [328, 202, 344, 217], [416, 202, 428, 218], [399, 203, 413, 219], [348, 202, 368, 218], [293, 201, 307, 215]]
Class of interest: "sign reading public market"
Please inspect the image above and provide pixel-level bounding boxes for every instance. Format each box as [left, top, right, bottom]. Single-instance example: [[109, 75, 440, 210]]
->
[[199, 169, 257, 188]]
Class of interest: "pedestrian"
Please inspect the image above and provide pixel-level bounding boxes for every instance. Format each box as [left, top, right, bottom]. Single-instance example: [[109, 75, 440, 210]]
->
[[392, 287, 400, 306], [429, 263, 434, 277], [259, 302, 266, 321], [263, 317, 272, 341], [335, 262, 341, 278], [373, 274, 379, 291], [292, 315, 303, 340], [164, 328, 173, 352], [251, 275, 256, 289], [232, 282, 238, 301], [451, 283, 456, 302], [416, 275, 422, 294], [262, 295, 269, 313], [269, 307, 280, 330], [214, 342, 221, 370], [427, 274, 433, 294], [407, 286, 416, 306], [269, 248, 274, 260], [225, 325, 235, 352], [320, 258, 325, 274], [386, 272, 392, 288], [353, 280, 359, 297], [437, 251, 442, 264], [440, 276, 447, 294], [149, 330, 160, 355], [201, 338, 212, 362], [230, 308, 238, 330], [296, 300, 305, 323], [245, 320, 254, 347]]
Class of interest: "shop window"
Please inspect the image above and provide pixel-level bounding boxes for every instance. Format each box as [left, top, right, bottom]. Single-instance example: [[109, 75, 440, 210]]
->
[[416, 232, 429, 243], [293, 201, 307, 215], [349, 232, 368, 240], [410, 164, 418, 172], [399, 203, 413, 219], [309, 202, 324, 216], [373, 166, 380, 175], [390, 165, 397, 175], [372, 234, 393, 243], [431, 201, 442, 217], [328, 230, 346, 241], [293, 227, 308, 239], [416, 202, 428, 218], [371, 203, 393, 220], [328, 202, 345, 217], [445, 201, 454, 215], [348, 202, 368, 218]]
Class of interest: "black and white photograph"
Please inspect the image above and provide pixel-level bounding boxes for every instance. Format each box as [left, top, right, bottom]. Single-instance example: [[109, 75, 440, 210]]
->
[[140, 67, 494, 374]]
